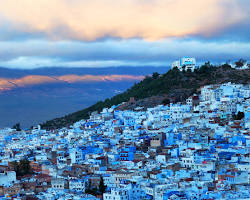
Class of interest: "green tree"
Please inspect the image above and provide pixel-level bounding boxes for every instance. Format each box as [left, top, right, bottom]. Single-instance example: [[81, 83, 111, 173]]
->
[[162, 98, 170, 105], [233, 111, 245, 120], [86, 187, 98, 196], [235, 59, 246, 68], [205, 61, 211, 67], [12, 161, 19, 173], [199, 64, 209, 74], [99, 176, 107, 194], [12, 158, 32, 176], [222, 63, 232, 70], [182, 65, 186, 72], [13, 123, 21, 131], [152, 72, 160, 79]]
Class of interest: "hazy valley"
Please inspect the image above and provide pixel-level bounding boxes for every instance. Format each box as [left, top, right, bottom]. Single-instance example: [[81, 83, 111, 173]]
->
[[0, 66, 169, 128]]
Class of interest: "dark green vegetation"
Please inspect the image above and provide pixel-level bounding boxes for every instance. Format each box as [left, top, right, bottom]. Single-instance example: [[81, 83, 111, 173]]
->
[[85, 176, 107, 196], [42, 63, 250, 129], [99, 176, 107, 194], [13, 123, 21, 131], [233, 111, 245, 120], [235, 59, 246, 68], [11, 159, 33, 177]]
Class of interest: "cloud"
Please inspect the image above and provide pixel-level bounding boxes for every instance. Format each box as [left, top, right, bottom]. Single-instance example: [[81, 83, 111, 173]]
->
[[0, 0, 249, 41], [0, 74, 144, 92], [0, 0, 249, 69], [0, 39, 250, 68]]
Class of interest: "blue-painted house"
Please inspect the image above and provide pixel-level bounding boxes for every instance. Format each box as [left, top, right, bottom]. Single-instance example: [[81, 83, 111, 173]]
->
[[118, 146, 136, 161]]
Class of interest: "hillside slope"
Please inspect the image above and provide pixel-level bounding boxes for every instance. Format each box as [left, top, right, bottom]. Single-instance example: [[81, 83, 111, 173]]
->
[[41, 63, 250, 129]]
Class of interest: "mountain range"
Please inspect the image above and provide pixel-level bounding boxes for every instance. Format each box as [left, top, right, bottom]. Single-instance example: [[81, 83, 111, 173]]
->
[[0, 66, 170, 128]]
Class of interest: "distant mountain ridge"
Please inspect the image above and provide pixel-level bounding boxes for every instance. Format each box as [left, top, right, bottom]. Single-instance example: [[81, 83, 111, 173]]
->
[[41, 63, 250, 129], [0, 66, 170, 128], [0, 74, 144, 92], [0, 66, 169, 92], [0, 66, 170, 78]]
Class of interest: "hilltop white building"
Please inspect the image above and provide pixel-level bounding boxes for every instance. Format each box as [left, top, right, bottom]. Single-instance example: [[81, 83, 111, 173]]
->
[[172, 57, 197, 72]]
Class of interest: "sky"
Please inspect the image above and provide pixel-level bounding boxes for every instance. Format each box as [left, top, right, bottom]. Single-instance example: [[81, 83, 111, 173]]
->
[[0, 0, 250, 69]]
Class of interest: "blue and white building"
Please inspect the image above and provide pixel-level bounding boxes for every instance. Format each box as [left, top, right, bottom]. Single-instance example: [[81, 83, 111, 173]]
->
[[172, 57, 197, 72]]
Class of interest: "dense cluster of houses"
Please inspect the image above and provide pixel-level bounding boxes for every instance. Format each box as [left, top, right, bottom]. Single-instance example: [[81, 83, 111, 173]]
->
[[0, 82, 249, 200]]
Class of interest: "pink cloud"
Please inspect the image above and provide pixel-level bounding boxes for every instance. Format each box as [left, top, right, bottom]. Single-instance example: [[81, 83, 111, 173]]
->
[[0, 0, 247, 41], [0, 74, 144, 92]]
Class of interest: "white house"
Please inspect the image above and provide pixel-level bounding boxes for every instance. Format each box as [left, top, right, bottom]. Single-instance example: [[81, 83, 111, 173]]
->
[[0, 171, 16, 187], [172, 57, 197, 72], [69, 179, 85, 192], [103, 188, 129, 200], [51, 178, 66, 190]]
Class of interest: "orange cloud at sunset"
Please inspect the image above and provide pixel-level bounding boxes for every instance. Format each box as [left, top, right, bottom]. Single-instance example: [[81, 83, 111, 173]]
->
[[57, 75, 144, 83], [0, 76, 58, 91], [0, 75, 144, 92], [0, 0, 247, 41]]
